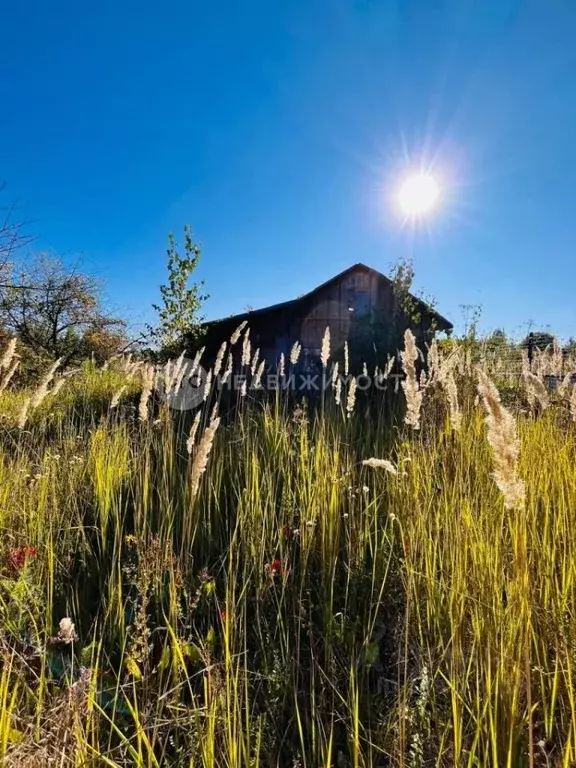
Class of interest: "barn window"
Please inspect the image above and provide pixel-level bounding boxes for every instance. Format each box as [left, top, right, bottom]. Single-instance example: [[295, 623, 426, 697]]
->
[[347, 289, 371, 315]]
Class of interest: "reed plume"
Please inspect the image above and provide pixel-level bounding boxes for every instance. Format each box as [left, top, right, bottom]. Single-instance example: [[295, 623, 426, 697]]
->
[[522, 371, 549, 411], [0, 358, 19, 392], [278, 353, 285, 378], [138, 365, 155, 422], [401, 330, 422, 429], [230, 320, 247, 345], [186, 410, 202, 454], [253, 359, 265, 389], [17, 397, 32, 429], [30, 358, 62, 409], [110, 385, 127, 409], [241, 330, 251, 367], [290, 341, 301, 365], [444, 370, 461, 431], [189, 417, 220, 502], [346, 376, 357, 418], [344, 341, 349, 377], [213, 341, 227, 379], [321, 326, 330, 368], [250, 348, 260, 376], [221, 353, 233, 384], [362, 458, 397, 474], [477, 368, 525, 510], [0, 337, 17, 371]]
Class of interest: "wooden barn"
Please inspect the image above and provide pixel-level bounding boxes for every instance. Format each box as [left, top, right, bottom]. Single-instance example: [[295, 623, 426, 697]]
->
[[200, 263, 452, 369]]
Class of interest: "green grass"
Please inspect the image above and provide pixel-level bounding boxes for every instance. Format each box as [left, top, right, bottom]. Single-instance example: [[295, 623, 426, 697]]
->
[[0, 352, 575, 767]]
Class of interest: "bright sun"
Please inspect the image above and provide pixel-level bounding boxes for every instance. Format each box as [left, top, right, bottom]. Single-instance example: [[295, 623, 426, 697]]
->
[[398, 174, 440, 216]]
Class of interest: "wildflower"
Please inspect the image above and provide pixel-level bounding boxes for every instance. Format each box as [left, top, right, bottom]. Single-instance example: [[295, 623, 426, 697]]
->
[[57, 617, 78, 644], [362, 458, 397, 474], [9, 546, 38, 570], [219, 608, 228, 624], [362, 485, 369, 494], [266, 558, 283, 577]]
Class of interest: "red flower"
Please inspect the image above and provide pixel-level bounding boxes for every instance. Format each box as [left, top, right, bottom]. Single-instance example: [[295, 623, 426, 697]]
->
[[9, 547, 38, 570], [219, 608, 227, 623], [266, 558, 283, 577]]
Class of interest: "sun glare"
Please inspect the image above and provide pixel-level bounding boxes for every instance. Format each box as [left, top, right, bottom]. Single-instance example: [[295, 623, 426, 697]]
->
[[398, 174, 440, 217]]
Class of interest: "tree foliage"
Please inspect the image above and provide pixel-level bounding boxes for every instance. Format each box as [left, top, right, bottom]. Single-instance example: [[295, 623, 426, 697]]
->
[[0, 254, 126, 364], [149, 226, 208, 355]]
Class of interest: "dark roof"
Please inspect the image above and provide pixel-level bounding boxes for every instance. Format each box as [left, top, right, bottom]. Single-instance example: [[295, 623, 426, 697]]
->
[[205, 263, 453, 331]]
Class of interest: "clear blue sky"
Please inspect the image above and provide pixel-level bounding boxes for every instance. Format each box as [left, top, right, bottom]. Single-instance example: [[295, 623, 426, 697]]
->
[[2, 0, 576, 338]]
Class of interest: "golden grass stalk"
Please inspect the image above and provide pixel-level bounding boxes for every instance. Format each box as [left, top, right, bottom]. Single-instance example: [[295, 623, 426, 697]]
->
[[189, 417, 220, 502], [401, 330, 422, 430], [321, 326, 330, 368], [477, 368, 525, 510]]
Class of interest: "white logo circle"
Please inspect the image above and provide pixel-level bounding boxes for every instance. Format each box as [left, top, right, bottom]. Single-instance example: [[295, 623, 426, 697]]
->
[[155, 359, 207, 411]]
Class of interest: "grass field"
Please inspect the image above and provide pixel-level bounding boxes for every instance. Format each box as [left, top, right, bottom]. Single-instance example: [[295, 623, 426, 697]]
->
[[1, 331, 576, 767]]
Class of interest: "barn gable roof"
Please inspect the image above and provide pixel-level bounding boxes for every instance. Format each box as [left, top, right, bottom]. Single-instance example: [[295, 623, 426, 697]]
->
[[205, 263, 453, 332]]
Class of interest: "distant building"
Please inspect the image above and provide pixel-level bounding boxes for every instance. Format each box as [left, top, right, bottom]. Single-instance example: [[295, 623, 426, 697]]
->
[[200, 263, 452, 367]]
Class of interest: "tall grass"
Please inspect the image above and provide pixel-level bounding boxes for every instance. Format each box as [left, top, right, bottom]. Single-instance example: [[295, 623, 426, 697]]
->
[[0, 336, 575, 766]]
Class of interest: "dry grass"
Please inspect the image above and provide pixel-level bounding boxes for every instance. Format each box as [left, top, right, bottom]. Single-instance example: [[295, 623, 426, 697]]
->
[[0, 334, 575, 767]]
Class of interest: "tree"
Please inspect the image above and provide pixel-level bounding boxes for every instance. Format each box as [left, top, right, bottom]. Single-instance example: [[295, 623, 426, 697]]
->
[[0, 254, 126, 364], [0, 185, 34, 277], [149, 226, 208, 355]]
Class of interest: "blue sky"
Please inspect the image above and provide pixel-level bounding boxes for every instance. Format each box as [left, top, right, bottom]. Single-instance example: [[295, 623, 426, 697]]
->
[[2, 0, 576, 339]]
